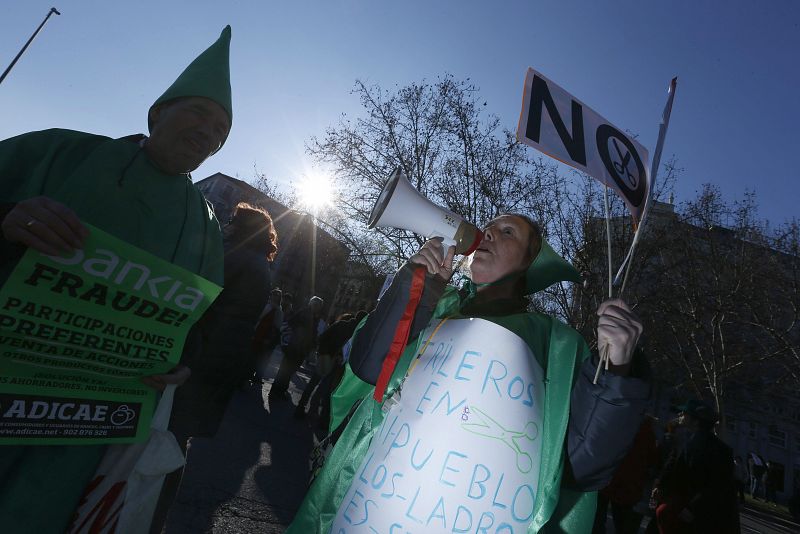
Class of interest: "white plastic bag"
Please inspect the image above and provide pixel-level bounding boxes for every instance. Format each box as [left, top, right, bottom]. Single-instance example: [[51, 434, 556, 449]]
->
[[116, 384, 185, 533], [68, 385, 185, 534]]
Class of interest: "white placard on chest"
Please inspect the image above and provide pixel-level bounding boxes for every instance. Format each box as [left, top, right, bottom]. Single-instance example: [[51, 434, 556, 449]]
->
[[332, 318, 546, 534]]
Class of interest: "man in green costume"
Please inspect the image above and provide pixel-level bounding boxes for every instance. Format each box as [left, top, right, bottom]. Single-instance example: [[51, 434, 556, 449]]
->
[[288, 214, 650, 533], [0, 26, 233, 531]]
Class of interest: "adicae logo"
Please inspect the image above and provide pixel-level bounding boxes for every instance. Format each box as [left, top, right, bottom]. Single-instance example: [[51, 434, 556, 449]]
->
[[110, 405, 136, 426]]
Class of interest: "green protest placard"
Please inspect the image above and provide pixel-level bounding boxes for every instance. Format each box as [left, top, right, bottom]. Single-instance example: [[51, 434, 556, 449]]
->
[[0, 224, 221, 444]]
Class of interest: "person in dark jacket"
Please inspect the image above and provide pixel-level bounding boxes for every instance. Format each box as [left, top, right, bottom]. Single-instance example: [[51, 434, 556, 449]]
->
[[269, 295, 324, 402], [287, 213, 650, 533], [764, 461, 780, 504], [152, 201, 277, 532], [748, 452, 766, 499], [174, 201, 277, 435], [651, 399, 739, 534], [295, 310, 368, 423], [249, 287, 284, 383], [733, 456, 748, 504]]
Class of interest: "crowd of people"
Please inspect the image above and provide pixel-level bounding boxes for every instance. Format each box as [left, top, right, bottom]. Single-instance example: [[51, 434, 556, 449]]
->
[[587, 400, 788, 534], [0, 22, 771, 534]]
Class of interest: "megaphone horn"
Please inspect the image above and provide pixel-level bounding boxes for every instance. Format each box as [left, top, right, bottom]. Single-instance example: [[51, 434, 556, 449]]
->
[[368, 169, 483, 255]]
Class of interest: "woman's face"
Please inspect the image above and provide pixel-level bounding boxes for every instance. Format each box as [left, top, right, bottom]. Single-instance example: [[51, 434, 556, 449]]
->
[[469, 215, 535, 284]]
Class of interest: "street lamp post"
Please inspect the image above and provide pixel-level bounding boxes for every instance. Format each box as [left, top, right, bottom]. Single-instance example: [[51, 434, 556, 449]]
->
[[0, 7, 61, 86]]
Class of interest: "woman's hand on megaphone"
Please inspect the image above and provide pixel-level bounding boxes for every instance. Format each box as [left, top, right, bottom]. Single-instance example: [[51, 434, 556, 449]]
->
[[410, 238, 456, 281]]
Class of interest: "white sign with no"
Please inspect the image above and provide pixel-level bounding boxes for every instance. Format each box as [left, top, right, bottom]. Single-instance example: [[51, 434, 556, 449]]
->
[[517, 67, 650, 222]]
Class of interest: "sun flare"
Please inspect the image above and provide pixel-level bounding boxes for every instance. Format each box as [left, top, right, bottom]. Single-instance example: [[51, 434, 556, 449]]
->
[[297, 172, 333, 210]]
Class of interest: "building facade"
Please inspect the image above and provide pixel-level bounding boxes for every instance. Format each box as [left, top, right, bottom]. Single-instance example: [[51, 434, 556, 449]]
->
[[579, 200, 800, 501], [195, 173, 350, 312], [326, 261, 385, 321]]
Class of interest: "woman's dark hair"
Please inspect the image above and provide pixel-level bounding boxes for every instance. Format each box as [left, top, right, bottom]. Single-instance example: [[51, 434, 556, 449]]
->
[[228, 202, 278, 261]]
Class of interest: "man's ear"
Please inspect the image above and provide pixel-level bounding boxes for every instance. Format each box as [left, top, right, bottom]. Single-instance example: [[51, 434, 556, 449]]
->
[[148, 106, 160, 128]]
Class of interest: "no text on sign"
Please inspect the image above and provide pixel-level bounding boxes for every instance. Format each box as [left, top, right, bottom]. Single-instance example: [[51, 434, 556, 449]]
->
[[517, 68, 650, 221]]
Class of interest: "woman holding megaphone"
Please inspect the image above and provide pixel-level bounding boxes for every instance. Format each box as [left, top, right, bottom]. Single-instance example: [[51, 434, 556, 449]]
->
[[289, 205, 648, 533]]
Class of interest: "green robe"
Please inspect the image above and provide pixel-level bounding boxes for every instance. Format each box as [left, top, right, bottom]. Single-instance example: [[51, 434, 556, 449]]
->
[[0, 128, 224, 532], [288, 286, 597, 534]]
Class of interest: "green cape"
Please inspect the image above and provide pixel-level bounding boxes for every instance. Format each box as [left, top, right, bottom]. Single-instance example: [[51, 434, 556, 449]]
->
[[0, 128, 223, 531]]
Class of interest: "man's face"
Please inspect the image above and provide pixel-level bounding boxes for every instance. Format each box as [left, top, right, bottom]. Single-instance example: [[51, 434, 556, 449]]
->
[[270, 293, 282, 307], [469, 215, 536, 284], [146, 96, 230, 174]]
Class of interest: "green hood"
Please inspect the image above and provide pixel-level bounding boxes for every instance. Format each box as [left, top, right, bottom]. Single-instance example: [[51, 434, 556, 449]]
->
[[525, 238, 581, 294], [148, 26, 233, 139]]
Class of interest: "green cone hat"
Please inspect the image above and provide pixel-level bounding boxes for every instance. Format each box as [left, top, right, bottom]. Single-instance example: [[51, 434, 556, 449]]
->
[[525, 238, 581, 294], [148, 25, 233, 136]]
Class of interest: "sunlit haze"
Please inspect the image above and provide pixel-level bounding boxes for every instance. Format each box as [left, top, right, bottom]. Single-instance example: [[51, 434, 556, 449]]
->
[[296, 172, 333, 211]]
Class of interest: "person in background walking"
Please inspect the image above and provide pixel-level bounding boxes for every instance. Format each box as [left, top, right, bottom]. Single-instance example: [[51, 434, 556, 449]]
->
[[749, 452, 765, 499], [764, 461, 779, 505], [269, 296, 324, 402], [154, 201, 277, 531], [295, 311, 367, 427], [281, 292, 294, 317], [294, 312, 352, 419], [250, 287, 284, 382], [733, 456, 748, 505], [651, 399, 739, 533]]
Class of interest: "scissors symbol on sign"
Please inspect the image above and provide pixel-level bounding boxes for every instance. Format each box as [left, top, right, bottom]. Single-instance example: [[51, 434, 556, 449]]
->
[[461, 406, 539, 473], [611, 138, 639, 189]]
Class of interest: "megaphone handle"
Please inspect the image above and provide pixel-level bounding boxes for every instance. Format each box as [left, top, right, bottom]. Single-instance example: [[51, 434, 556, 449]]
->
[[429, 236, 459, 283], [432, 236, 456, 257]]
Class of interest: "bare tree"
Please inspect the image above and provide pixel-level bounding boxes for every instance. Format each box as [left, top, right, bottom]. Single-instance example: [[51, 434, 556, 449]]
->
[[252, 165, 298, 209], [536, 157, 681, 331], [302, 72, 799, 431], [590, 184, 800, 432], [743, 219, 800, 382], [306, 75, 561, 268]]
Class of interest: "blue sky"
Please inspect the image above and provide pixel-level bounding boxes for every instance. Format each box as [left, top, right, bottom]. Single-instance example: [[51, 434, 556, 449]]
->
[[2, 0, 798, 225]]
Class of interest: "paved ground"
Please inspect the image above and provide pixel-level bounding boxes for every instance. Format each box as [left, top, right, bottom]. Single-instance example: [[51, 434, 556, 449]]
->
[[165, 355, 320, 534], [164, 354, 800, 534], [739, 505, 800, 534]]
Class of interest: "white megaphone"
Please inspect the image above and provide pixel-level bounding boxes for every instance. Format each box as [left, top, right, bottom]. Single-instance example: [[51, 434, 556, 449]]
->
[[368, 169, 483, 255]]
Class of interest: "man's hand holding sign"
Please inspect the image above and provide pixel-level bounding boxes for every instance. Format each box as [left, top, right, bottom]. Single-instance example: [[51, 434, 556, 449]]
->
[[0, 225, 221, 444], [1, 196, 89, 256], [2, 200, 196, 394]]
